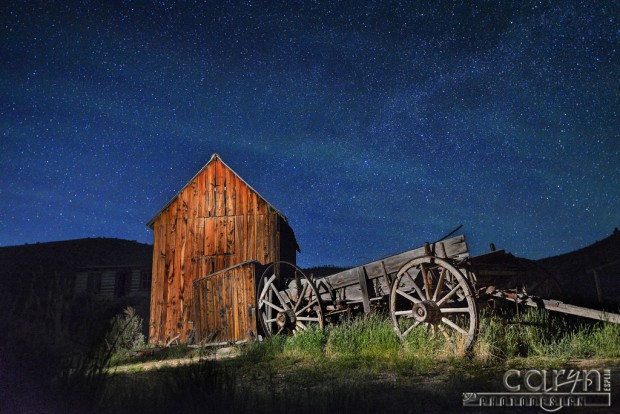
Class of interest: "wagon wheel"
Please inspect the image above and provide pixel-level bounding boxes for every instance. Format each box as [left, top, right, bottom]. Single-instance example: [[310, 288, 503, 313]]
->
[[390, 256, 478, 353], [257, 261, 324, 337]]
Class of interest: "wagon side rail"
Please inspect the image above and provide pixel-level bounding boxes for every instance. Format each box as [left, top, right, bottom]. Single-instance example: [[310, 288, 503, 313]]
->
[[317, 235, 470, 312]]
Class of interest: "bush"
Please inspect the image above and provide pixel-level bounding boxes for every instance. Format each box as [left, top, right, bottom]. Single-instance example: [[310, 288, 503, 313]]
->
[[106, 307, 145, 353]]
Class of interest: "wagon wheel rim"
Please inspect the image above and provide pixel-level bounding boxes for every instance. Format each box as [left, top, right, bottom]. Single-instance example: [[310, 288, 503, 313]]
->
[[390, 256, 478, 353], [257, 261, 324, 337]]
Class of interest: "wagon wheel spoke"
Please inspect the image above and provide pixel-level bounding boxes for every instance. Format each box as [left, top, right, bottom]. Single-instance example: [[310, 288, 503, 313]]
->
[[394, 309, 415, 316], [438, 324, 452, 342], [257, 262, 324, 337], [433, 268, 447, 302], [395, 289, 422, 304], [401, 321, 421, 338], [296, 317, 320, 322], [440, 307, 471, 314], [441, 317, 468, 336], [436, 284, 461, 307], [419, 263, 432, 300], [405, 270, 426, 300], [270, 283, 291, 311], [294, 282, 309, 312], [262, 300, 285, 313], [295, 300, 318, 316]]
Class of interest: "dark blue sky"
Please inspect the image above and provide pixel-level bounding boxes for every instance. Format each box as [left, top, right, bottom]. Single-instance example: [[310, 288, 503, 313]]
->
[[1, 1, 618, 267]]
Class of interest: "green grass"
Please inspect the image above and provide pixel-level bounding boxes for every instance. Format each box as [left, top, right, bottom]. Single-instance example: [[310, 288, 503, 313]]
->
[[475, 308, 620, 361], [109, 344, 200, 367], [241, 309, 620, 370]]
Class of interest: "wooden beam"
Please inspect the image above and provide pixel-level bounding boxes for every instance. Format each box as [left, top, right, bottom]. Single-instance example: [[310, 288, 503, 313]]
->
[[503, 295, 620, 324], [357, 266, 371, 314]]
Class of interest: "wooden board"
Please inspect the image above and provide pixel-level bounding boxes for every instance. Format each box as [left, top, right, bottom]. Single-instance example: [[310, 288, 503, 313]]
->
[[323, 235, 469, 292]]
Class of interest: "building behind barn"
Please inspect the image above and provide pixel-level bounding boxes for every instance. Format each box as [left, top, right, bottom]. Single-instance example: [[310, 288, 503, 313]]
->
[[147, 154, 298, 345]]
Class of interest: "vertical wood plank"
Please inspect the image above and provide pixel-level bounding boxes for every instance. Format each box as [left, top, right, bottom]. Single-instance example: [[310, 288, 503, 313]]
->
[[206, 218, 216, 256], [246, 213, 255, 262], [197, 168, 205, 217], [196, 219, 205, 268], [205, 162, 214, 217], [218, 273, 225, 342], [215, 160, 225, 217], [226, 216, 235, 255], [225, 167, 236, 216], [235, 176, 244, 216], [234, 215, 244, 264], [247, 264, 256, 337]]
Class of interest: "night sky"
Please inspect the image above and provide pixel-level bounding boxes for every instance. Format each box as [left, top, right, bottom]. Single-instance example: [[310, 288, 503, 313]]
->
[[1, 1, 618, 267]]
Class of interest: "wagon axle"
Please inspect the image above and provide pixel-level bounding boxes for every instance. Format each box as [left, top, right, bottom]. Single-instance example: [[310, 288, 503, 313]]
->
[[412, 300, 442, 324], [276, 309, 297, 330]]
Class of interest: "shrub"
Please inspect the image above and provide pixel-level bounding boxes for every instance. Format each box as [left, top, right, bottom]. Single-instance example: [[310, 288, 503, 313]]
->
[[106, 307, 145, 353]]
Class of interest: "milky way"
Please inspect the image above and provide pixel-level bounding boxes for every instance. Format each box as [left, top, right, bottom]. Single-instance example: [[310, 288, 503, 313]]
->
[[1, 1, 618, 267]]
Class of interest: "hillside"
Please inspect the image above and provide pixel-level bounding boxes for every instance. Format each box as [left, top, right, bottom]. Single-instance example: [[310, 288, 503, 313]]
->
[[0, 238, 153, 292], [537, 229, 620, 307]]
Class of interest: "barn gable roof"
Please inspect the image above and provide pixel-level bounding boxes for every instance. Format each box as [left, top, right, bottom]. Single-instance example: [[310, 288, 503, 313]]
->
[[146, 153, 290, 229]]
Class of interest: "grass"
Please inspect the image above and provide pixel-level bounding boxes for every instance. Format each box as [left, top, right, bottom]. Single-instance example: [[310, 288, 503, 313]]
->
[[93, 309, 620, 413], [6, 308, 620, 413], [109, 343, 200, 367], [266, 309, 618, 360]]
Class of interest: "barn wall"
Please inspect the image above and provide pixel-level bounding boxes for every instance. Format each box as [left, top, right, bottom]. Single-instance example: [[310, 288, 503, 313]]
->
[[149, 158, 295, 345]]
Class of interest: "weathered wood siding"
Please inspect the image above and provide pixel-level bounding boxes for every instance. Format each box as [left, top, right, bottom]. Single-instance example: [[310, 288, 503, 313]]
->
[[148, 155, 296, 345], [193, 261, 260, 343], [75, 267, 151, 299]]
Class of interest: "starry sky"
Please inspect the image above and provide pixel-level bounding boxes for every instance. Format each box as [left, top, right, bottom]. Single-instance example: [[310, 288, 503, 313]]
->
[[1, 1, 618, 267]]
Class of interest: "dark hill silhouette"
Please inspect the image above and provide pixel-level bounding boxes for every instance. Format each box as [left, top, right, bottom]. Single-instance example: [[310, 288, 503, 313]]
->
[[537, 229, 620, 307], [0, 238, 153, 295]]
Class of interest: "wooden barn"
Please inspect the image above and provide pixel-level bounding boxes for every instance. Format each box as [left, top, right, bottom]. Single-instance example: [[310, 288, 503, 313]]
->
[[147, 154, 299, 345]]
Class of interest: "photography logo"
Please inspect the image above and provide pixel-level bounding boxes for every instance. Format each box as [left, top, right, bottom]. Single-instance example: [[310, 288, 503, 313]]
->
[[463, 368, 611, 412]]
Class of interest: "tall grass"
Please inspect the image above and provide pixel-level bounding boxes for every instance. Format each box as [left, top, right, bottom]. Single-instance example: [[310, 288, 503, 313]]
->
[[245, 309, 620, 367], [476, 308, 620, 361], [326, 313, 400, 358]]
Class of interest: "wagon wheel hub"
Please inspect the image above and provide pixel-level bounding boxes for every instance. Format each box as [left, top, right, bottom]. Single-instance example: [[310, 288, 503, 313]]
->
[[412, 300, 441, 324], [276, 309, 297, 329]]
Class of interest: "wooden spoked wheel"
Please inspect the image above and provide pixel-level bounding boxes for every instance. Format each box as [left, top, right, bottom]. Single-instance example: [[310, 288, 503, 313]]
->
[[390, 256, 478, 353], [257, 261, 324, 337]]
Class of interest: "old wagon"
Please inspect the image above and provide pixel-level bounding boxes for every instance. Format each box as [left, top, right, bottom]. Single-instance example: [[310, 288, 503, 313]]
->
[[192, 233, 620, 351]]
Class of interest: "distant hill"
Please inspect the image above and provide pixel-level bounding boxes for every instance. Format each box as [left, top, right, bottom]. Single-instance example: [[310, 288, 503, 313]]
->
[[537, 229, 620, 307], [0, 238, 153, 291]]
